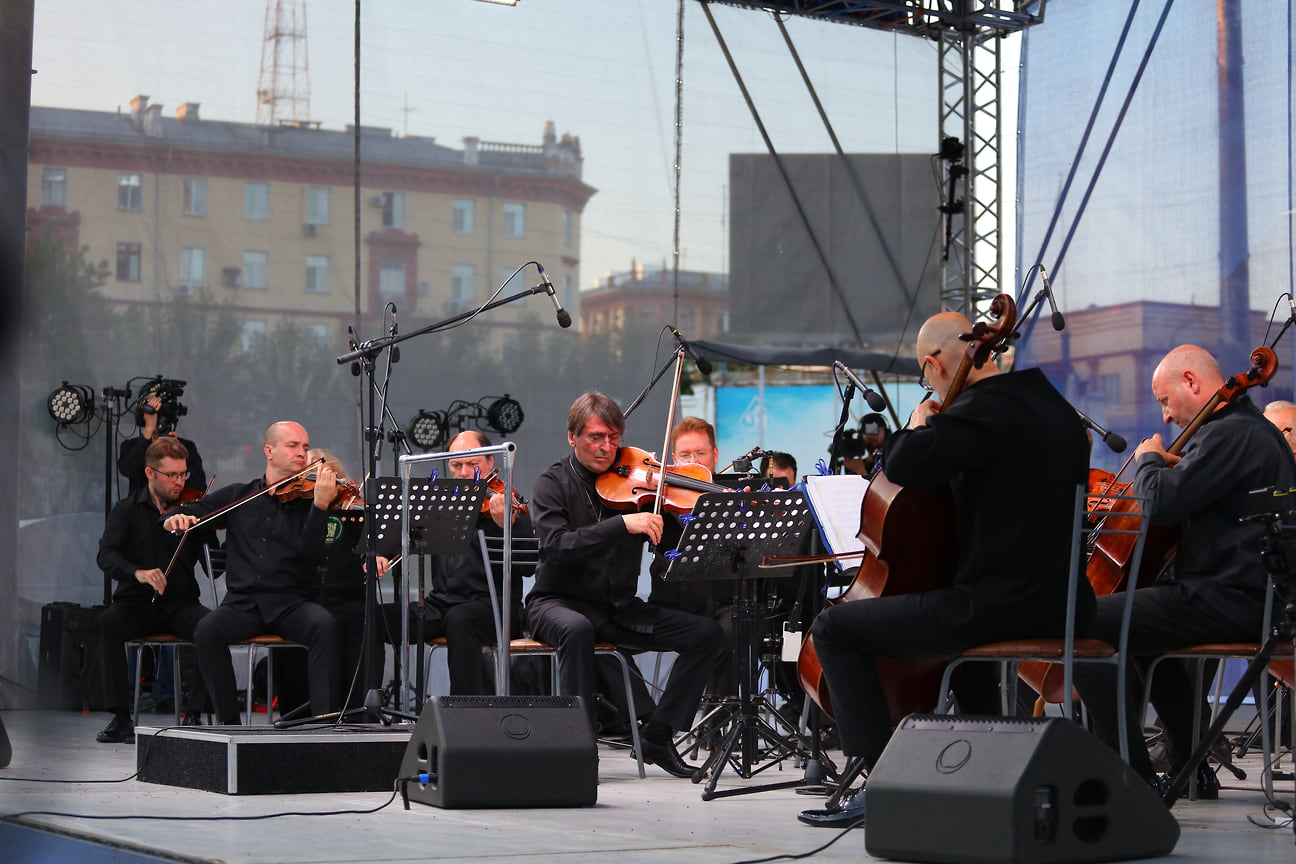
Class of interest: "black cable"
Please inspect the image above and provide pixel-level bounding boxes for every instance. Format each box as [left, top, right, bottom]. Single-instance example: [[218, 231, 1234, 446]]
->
[[727, 819, 865, 864], [6, 788, 400, 823]]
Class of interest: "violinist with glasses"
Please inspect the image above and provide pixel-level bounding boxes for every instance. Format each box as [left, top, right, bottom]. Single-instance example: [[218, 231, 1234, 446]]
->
[[525, 392, 725, 777], [162, 421, 344, 726]]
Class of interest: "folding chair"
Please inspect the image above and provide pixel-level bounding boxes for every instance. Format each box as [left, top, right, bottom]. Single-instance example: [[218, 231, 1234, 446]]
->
[[939, 486, 1151, 763]]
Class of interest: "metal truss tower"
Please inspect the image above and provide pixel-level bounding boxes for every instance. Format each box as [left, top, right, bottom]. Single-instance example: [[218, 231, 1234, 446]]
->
[[256, 0, 311, 127], [706, 1, 1046, 320]]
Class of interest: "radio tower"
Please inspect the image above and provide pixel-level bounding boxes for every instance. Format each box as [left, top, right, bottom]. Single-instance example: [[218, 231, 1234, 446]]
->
[[255, 0, 311, 126]]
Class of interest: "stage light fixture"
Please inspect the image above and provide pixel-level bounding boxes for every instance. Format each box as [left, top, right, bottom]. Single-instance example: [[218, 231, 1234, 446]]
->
[[47, 382, 94, 425], [407, 409, 449, 451], [484, 395, 524, 434]]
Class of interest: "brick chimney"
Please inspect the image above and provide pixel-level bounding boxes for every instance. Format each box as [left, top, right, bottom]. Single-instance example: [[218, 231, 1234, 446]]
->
[[176, 102, 200, 123], [130, 94, 150, 127]]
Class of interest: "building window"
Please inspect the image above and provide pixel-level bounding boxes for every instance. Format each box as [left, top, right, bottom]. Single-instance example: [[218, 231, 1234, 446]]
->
[[679, 307, 695, 330], [178, 246, 205, 292], [243, 251, 269, 291], [118, 173, 142, 211], [307, 187, 330, 225], [379, 260, 406, 302], [563, 210, 574, 246], [244, 182, 270, 220], [41, 168, 67, 208], [380, 192, 405, 229], [306, 255, 330, 294], [242, 320, 267, 353], [503, 202, 526, 238], [563, 275, 574, 314], [453, 199, 475, 234], [451, 265, 476, 311], [115, 243, 141, 282], [182, 178, 207, 216], [304, 322, 330, 345]]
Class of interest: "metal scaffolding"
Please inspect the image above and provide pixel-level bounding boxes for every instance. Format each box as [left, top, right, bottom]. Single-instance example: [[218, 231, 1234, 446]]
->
[[705, 1, 1046, 319]]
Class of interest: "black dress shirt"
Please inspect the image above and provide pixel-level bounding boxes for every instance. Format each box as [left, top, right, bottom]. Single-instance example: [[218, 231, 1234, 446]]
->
[[98, 487, 212, 606], [166, 478, 329, 620]]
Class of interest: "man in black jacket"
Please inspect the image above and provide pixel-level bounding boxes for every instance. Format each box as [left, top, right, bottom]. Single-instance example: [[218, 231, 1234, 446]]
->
[[93, 437, 215, 743], [800, 312, 1094, 825], [526, 392, 725, 777], [164, 421, 342, 725], [1075, 345, 1296, 794]]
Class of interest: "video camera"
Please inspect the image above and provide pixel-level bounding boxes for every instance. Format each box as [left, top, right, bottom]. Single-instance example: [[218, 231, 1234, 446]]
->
[[136, 376, 188, 436]]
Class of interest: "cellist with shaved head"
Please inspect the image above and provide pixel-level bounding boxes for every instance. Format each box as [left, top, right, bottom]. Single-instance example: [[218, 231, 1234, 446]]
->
[[1074, 345, 1296, 798], [799, 309, 1094, 826]]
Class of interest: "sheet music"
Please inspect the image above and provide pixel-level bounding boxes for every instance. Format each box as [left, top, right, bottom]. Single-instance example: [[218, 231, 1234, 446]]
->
[[801, 474, 870, 571]]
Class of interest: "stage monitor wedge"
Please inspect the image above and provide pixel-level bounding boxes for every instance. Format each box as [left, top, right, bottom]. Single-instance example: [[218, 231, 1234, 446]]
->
[[399, 695, 597, 809], [866, 715, 1179, 864]]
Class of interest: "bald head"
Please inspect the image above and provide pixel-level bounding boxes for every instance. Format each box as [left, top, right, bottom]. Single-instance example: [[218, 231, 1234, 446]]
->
[[447, 430, 494, 479], [1265, 400, 1296, 456], [914, 312, 1000, 399], [263, 421, 310, 483], [1150, 345, 1224, 429]]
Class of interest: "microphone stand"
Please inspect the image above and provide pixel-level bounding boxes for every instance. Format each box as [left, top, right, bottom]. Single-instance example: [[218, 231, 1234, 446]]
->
[[624, 352, 683, 420], [334, 281, 561, 727]]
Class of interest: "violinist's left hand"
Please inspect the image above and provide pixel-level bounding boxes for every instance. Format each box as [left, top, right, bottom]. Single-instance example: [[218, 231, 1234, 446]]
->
[[1134, 433, 1181, 467], [312, 465, 338, 509]]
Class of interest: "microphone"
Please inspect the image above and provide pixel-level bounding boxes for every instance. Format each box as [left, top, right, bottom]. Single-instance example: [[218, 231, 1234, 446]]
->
[[537, 265, 572, 328], [346, 326, 362, 377], [669, 326, 713, 375], [1075, 409, 1127, 453], [1288, 292, 1296, 322], [389, 306, 400, 364], [1039, 266, 1065, 331], [832, 361, 887, 411]]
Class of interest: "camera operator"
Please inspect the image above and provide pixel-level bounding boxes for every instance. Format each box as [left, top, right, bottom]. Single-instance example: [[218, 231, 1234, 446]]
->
[[118, 380, 206, 497]]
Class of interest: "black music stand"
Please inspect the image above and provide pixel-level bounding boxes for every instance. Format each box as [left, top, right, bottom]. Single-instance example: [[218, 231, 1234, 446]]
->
[[665, 490, 826, 799], [375, 477, 485, 707]]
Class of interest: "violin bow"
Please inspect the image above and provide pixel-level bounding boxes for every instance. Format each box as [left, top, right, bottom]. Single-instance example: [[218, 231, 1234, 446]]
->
[[158, 459, 325, 583]]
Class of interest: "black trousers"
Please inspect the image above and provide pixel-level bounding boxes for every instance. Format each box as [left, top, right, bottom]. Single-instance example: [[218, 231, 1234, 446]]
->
[[1072, 581, 1267, 776], [527, 599, 725, 733], [193, 599, 342, 725], [810, 589, 1000, 770], [93, 600, 210, 717], [383, 597, 519, 696]]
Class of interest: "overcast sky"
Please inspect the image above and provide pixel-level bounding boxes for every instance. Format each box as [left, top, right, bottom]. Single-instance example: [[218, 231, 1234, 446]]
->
[[31, 0, 948, 288]]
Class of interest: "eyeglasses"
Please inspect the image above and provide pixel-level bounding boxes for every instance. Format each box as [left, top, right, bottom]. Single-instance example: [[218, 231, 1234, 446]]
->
[[674, 450, 714, 462], [581, 431, 622, 447], [152, 469, 190, 481], [918, 349, 941, 393]]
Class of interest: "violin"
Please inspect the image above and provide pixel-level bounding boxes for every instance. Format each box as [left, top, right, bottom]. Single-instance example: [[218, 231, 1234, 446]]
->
[[595, 445, 732, 514], [271, 470, 365, 509], [481, 469, 528, 516]]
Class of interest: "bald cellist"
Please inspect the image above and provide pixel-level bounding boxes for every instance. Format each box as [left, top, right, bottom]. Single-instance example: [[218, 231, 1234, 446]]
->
[[1074, 345, 1296, 798], [799, 310, 1093, 826]]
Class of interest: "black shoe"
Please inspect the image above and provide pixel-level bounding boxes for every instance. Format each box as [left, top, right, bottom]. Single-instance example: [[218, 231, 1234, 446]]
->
[[639, 738, 698, 778], [1193, 763, 1220, 800], [180, 712, 204, 727], [96, 716, 135, 744], [798, 789, 866, 827]]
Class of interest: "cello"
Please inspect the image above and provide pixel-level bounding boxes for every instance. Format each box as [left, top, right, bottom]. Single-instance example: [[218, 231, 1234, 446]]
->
[[795, 295, 1018, 721], [1020, 345, 1278, 704]]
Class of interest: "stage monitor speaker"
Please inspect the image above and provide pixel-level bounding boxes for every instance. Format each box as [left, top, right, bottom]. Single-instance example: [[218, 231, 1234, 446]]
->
[[398, 695, 597, 809], [865, 715, 1178, 864]]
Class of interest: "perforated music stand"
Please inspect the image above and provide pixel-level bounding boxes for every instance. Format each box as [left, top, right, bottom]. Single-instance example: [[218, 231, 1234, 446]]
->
[[664, 490, 821, 799], [375, 477, 486, 702]]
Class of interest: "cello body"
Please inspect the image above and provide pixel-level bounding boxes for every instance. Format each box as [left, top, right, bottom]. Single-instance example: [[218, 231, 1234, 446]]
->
[[796, 471, 958, 722]]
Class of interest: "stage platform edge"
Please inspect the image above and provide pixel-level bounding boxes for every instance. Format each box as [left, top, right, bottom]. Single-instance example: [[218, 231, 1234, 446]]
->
[[135, 723, 410, 795]]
